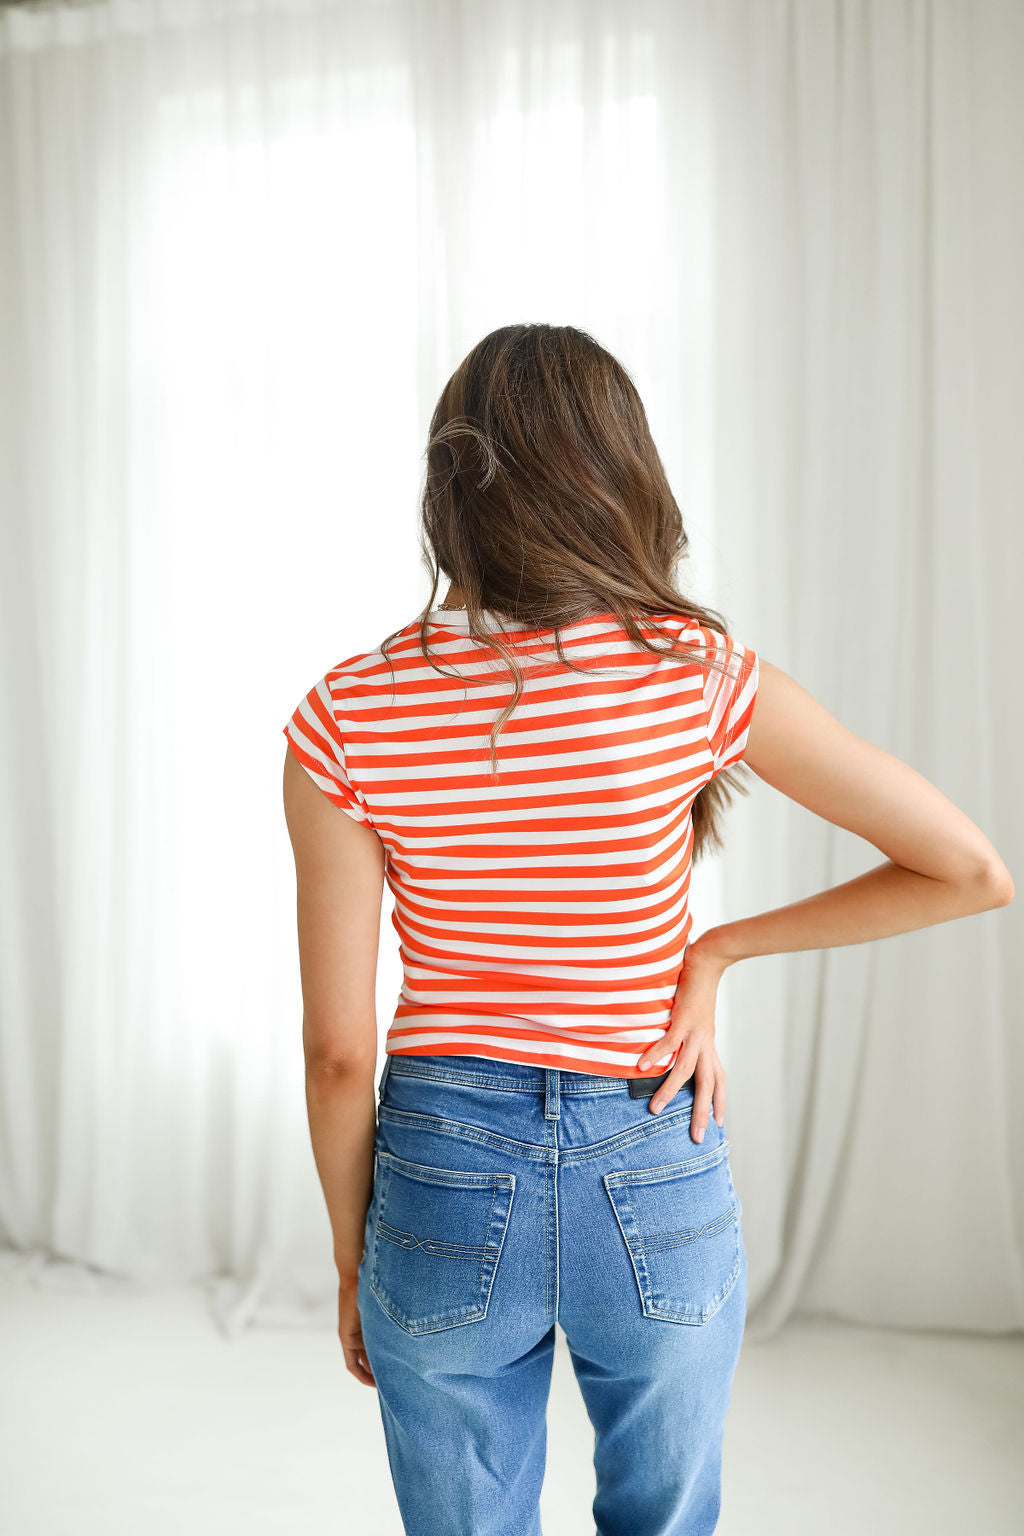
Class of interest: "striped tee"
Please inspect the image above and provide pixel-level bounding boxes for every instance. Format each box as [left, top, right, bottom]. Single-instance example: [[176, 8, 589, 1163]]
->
[[282, 607, 758, 1079]]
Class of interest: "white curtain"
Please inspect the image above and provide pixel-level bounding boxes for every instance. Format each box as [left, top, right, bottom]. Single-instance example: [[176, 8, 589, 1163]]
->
[[1, 0, 1020, 1340]]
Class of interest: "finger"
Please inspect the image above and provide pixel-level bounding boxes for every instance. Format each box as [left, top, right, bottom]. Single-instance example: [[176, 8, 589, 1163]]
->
[[635, 1030, 683, 1073], [341, 1327, 377, 1386], [689, 1063, 716, 1143], [648, 1040, 702, 1115], [712, 1069, 727, 1127], [346, 1356, 376, 1386], [342, 1342, 377, 1386]]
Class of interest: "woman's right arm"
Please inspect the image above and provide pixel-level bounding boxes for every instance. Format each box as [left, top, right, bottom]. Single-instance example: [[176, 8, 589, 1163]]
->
[[695, 657, 1014, 972]]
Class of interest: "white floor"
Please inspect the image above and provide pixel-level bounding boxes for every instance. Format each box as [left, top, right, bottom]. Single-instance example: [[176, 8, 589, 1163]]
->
[[1, 1268, 1021, 1536]]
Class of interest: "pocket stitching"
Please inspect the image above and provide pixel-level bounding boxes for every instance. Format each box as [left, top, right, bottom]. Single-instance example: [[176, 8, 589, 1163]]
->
[[603, 1143, 742, 1326], [369, 1157, 516, 1336], [377, 1146, 515, 1190], [604, 1138, 731, 1189]]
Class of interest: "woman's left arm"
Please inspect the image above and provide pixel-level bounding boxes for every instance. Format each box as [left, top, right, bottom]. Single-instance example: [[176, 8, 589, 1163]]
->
[[282, 744, 385, 1301]]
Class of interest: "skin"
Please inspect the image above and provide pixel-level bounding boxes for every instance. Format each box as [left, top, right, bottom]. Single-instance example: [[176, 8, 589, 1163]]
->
[[283, 587, 1014, 1386]]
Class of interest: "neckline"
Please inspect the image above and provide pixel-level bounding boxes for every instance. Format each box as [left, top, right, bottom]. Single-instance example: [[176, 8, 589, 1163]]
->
[[425, 607, 511, 631], [422, 607, 686, 636], [424, 607, 628, 640]]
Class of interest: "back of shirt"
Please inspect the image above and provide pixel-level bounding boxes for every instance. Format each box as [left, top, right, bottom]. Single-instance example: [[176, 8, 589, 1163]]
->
[[283, 606, 758, 1078]]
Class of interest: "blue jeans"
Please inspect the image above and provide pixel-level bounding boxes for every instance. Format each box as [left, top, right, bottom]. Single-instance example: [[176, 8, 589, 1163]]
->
[[357, 1052, 748, 1536]]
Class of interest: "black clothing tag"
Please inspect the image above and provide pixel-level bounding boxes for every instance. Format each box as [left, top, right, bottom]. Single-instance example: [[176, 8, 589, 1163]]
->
[[627, 1069, 671, 1098], [627, 1068, 696, 1098]]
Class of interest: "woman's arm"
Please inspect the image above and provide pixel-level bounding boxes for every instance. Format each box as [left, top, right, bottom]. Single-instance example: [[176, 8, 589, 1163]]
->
[[696, 657, 1013, 970], [282, 747, 385, 1285], [637, 657, 1013, 1127]]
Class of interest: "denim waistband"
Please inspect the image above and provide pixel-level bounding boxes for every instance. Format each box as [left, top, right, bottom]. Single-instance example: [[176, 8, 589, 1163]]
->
[[379, 1051, 687, 1103]]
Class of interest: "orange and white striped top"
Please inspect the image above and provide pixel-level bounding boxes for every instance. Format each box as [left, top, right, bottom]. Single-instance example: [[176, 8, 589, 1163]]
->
[[282, 607, 758, 1079]]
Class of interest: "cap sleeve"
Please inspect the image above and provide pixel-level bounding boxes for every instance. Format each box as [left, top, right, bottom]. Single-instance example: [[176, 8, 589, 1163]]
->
[[694, 624, 759, 775], [282, 674, 373, 826]]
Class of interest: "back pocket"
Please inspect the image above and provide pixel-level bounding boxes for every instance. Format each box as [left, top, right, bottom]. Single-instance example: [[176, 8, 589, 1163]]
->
[[369, 1148, 515, 1335], [603, 1138, 741, 1325]]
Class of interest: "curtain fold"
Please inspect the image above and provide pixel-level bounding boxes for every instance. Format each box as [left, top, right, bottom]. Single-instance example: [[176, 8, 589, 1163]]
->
[[1, 0, 1020, 1338]]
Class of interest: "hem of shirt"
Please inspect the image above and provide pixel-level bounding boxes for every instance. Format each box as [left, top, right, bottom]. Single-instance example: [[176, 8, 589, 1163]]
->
[[383, 1039, 678, 1080]]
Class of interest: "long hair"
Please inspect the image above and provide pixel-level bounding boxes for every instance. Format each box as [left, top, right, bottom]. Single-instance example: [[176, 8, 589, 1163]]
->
[[380, 323, 754, 861]]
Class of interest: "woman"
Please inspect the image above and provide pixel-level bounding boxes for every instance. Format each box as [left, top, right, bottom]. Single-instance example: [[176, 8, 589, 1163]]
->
[[281, 324, 1013, 1536]]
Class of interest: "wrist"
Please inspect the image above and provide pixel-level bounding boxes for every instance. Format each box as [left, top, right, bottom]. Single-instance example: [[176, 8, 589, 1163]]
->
[[687, 926, 738, 976], [335, 1255, 362, 1288]]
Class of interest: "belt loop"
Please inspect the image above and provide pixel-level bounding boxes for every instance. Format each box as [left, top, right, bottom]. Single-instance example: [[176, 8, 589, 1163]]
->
[[544, 1067, 561, 1119]]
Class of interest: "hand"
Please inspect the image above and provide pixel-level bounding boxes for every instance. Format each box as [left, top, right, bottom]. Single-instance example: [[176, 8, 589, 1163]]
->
[[634, 936, 730, 1139], [338, 1272, 376, 1386]]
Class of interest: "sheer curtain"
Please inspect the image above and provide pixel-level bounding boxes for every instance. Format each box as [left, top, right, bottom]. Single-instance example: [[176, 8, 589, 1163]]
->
[[0, 0, 1020, 1340]]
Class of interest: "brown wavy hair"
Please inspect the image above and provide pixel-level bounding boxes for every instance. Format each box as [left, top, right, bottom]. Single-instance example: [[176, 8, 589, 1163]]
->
[[379, 323, 754, 861]]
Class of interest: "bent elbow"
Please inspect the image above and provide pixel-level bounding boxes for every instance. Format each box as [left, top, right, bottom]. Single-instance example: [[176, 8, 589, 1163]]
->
[[974, 860, 1014, 910]]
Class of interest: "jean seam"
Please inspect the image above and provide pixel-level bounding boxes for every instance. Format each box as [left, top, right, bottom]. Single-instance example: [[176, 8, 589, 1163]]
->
[[375, 1103, 695, 1166]]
